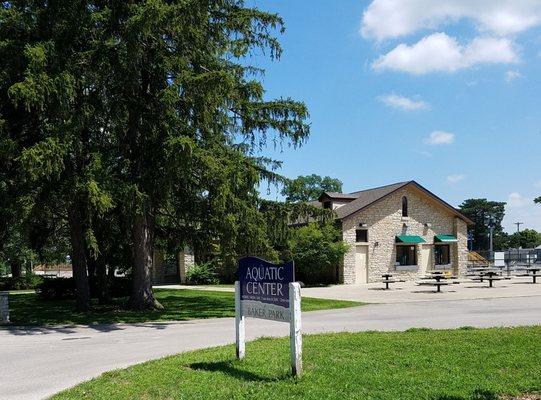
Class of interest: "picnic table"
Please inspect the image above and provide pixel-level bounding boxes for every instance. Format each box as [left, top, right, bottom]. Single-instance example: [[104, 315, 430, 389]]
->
[[380, 274, 405, 290], [471, 271, 503, 287], [416, 280, 450, 292], [516, 267, 540, 284], [416, 273, 458, 292]]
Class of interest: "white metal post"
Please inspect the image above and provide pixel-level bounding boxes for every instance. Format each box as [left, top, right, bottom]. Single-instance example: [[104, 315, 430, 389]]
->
[[289, 282, 302, 377], [234, 281, 245, 359]]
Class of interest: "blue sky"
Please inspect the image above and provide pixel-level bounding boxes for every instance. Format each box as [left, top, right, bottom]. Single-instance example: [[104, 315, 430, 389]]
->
[[251, 0, 541, 233]]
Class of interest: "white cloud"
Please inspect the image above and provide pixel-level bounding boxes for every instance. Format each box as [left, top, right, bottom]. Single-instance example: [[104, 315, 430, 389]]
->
[[502, 192, 541, 232], [378, 94, 429, 110], [507, 192, 530, 208], [446, 174, 465, 184], [505, 69, 522, 82], [372, 33, 518, 74], [412, 149, 432, 158], [425, 130, 455, 145], [361, 0, 541, 41]]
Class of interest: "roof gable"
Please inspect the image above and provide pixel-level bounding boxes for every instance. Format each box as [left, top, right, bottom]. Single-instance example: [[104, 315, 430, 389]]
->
[[334, 181, 472, 224]]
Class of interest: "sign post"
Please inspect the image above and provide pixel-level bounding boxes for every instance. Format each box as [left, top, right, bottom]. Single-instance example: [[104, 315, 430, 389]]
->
[[235, 257, 302, 377]]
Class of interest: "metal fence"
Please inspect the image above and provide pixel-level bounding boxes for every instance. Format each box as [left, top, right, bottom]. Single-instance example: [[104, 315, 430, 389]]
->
[[468, 249, 540, 276]]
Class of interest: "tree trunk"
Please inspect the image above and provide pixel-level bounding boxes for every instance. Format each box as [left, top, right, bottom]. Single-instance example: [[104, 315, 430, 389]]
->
[[10, 261, 22, 278], [96, 254, 111, 305], [129, 210, 163, 310], [67, 208, 91, 312]]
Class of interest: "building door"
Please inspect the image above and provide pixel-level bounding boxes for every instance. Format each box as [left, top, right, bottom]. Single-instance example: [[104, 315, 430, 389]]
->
[[420, 245, 433, 275], [355, 245, 368, 284]]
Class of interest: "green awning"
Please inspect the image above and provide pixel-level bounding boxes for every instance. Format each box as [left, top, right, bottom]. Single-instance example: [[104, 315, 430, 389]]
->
[[434, 234, 457, 242], [395, 235, 426, 244]]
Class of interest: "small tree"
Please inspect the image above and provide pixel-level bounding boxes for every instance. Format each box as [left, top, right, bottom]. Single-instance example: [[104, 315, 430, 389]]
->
[[286, 222, 348, 285]]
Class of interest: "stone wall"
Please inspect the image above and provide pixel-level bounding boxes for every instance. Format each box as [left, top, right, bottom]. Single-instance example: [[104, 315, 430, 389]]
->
[[178, 248, 195, 284], [341, 187, 468, 284], [0, 292, 9, 324]]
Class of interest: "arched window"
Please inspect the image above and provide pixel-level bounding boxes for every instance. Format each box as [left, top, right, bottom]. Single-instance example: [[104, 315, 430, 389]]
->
[[402, 196, 408, 217]]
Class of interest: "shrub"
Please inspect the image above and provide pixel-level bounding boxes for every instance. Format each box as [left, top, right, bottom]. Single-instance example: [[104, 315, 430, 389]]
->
[[0, 274, 44, 291], [186, 262, 220, 285], [36, 278, 77, 300], [287, 221, 349, 285], [36, 277, 131, 300]]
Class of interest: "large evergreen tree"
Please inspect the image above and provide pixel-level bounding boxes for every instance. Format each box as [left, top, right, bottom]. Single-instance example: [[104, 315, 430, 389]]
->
[[458, 199, 507, 251], [1, 1, 310, 310]]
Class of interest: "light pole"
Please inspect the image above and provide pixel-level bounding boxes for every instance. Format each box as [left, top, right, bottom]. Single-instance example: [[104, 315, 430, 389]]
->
[[484, 214, 495, 261]]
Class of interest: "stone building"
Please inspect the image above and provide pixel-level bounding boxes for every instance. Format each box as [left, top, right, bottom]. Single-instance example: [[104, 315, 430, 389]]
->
[[152, 248, 195, 285], [315, 181, 472, 284]]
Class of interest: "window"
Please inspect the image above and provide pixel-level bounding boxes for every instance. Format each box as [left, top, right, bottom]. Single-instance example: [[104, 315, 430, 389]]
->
[[435, 245, 451, 265], [356, 229, 368, 243], [323, 201, 332, 209], [401, 196, 408, 217], [396, 245, 417, 266]]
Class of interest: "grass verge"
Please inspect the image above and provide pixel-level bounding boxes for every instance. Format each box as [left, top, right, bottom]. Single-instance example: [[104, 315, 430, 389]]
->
[[5, 289, 362, 326], [52, 326, 541, 400]]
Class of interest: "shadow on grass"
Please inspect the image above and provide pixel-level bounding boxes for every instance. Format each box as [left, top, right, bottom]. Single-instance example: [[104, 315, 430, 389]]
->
[[189, 361, 290, 383], [3, 289, 235, 329], [434, 389, 499, 400]]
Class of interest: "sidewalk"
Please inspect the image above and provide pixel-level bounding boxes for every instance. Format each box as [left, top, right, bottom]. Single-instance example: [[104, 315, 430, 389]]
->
[[156, 277, 541, 304]]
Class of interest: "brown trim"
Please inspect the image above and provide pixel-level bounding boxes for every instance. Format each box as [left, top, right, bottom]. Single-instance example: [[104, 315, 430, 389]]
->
[[340, 181, 473, 225]]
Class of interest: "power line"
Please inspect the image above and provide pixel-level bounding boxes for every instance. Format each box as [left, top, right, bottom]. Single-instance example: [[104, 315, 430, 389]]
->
[[514, 222, 523, 233]]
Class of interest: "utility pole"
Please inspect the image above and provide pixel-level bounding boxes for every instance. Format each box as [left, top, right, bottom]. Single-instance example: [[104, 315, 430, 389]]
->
[[514, 222, 523, 233]]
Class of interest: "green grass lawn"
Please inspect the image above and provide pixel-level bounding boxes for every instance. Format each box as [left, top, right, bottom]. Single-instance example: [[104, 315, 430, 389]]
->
[[52, 327, 541, 400], [5, 288, 362, 326]]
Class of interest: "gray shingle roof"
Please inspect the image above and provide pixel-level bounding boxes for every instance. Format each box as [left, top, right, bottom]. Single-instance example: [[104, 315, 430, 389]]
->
[[333, 181, 410, 219]]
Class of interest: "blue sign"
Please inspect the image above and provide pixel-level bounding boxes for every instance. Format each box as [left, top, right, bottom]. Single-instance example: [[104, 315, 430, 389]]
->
[[238, 257, 295, 322]]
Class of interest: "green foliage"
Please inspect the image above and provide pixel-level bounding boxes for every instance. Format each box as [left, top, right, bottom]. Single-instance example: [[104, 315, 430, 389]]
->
[[1, 0, 312, 309], [186, 263, 220, 285], [459, 198, 507, 250], [286, 222, 349, 285], [0, 274, 43, 291], [535, 196, 541, 204], [51, 327, 541, 400], [282, 174, 343, 202], [506, 229, 541, 249]]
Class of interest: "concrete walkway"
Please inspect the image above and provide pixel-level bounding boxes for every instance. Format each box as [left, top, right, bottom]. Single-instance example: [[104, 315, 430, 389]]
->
[[158, 277, 541, 303], [1, 295, 541, 400]]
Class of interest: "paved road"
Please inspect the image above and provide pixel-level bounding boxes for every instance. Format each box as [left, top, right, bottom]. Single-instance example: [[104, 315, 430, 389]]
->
[[1, 295, 541, 400]]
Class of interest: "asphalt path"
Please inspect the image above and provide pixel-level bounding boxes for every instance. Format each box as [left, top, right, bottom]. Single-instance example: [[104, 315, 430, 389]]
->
[[1, 295, 540, 400]]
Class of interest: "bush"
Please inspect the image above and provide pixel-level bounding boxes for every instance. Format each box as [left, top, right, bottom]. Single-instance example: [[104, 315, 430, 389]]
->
[[36, 277, 132, 300], [36, 278, 76, 300], [186, 262, 220, 285], [287, 222, 349, 285], [0, 274, 44, 291]]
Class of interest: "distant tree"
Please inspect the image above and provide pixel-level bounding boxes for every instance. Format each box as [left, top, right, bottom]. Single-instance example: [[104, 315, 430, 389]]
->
[[282, 174, 343, 202], [507, 229, 541, 249], [459, 199, 507, 251], [535, 196, 541, 204]]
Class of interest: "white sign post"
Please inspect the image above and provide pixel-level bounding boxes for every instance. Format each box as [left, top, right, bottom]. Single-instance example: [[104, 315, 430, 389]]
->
[[289, 282, 302, 377], [234, 281, 245, 360], [235, 257, 302, 377]]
